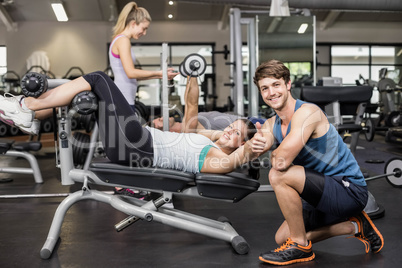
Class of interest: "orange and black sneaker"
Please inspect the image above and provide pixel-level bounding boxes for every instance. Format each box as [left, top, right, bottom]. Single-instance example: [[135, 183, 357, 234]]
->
[[259, 238, 315, 266], [349, 211, 384, 253]]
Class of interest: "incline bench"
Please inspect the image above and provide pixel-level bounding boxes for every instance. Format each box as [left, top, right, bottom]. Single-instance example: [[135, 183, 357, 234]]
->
[[40, 84, 260, 259]]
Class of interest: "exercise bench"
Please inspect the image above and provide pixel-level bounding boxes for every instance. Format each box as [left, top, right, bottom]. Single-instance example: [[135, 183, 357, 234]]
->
[[40, 93, 260, 259], [301, 85, 374, 154], [0, 139, 43, 183]]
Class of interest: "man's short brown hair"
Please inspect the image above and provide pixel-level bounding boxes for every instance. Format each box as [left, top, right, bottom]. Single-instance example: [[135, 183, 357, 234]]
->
[[253, 59, 290, 90]]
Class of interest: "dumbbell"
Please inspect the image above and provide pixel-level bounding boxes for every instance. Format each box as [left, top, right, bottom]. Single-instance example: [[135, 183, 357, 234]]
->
[[21, 72, 48, 97], [179, 53, 207, 77]]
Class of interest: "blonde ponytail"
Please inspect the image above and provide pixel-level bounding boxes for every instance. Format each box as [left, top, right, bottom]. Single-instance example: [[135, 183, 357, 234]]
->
[[112, 2, 152, 38]]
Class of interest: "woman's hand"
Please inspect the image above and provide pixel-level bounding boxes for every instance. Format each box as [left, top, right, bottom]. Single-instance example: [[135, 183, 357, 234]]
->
[[167, 68, 179, 80]]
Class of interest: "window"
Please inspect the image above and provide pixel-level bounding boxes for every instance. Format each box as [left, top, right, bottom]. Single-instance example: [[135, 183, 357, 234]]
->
[[318, 44, 402, 85], [330, 45, 369, 84]]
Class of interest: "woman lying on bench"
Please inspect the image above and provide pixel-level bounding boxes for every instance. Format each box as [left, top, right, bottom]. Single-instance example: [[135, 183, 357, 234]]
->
[[0, 71, 265, 174]]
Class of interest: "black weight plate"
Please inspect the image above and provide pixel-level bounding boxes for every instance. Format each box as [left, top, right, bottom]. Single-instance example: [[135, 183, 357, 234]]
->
[[364, 118, 375, 142]]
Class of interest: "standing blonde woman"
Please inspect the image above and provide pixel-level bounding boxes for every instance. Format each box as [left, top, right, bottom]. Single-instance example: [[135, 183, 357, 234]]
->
[[110, 2, 178, 197], [109, 1, 178, 110]]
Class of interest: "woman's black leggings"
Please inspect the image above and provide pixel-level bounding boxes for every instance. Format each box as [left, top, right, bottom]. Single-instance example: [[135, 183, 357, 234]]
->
[[82, 71, 153, 166]]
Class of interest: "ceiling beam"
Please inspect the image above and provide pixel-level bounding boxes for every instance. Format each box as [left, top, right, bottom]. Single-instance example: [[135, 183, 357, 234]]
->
[[175, 0, 402, 12], [319, 10, 341, 30], [0, 4, 17, 32], [218, 4, 230, 30], [266, 17, 283, 33]]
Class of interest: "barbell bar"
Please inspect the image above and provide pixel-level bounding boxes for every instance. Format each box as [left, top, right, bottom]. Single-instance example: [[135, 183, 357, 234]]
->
[[0, 191, 114, 199]]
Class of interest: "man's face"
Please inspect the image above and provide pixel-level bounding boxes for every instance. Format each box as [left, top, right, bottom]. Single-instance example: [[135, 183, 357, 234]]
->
[[151, 117, 175, 130], [258, 77, 291, 111]]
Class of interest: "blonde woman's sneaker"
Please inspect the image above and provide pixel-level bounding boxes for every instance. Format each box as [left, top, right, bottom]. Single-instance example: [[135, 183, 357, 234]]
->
[[20, 119, 41, 135], [0, 94, 34, 128]]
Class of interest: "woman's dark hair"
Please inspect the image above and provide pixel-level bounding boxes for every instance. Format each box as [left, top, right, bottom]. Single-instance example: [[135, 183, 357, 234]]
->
[[239, 118, 257, 141]]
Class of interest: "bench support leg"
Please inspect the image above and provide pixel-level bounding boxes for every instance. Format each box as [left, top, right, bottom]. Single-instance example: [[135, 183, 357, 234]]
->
[[40, 189, 250, 259], [2, 150, 43, 183]]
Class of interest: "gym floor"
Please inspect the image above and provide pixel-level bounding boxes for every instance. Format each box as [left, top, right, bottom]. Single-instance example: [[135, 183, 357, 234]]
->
[[0, 133, 401, 267]]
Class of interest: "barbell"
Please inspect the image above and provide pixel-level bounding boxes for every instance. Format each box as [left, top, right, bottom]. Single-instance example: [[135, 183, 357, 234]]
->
[[179, 53, 207, 77], [0, 191, 114, 199], [341, 119, 375, 142], [250, 157, 401, 187], [372, 157, 402, 187]]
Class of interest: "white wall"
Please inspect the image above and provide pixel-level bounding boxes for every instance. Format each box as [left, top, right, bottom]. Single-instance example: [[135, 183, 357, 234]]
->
[[5, 21, 113, 77], [0, 25, 5, 44], [3, 20, 233, 106], [316, 22, 402, 44]]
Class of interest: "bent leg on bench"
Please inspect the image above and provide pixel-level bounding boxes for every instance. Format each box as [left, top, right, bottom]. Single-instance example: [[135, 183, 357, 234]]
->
[[22, 71, 154, 165], [24, 77, 92, 111]]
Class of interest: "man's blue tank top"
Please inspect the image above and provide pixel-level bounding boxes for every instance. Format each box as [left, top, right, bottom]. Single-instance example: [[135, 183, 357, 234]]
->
[[273, 99, 366, 186]]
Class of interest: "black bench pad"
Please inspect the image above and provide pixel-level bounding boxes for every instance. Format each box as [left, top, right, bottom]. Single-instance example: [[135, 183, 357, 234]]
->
[[301, 86, 373, 115], [0, 139, 14, 154], [13, 141, 42, 152], [195, 173, 260, 202], [90, 161, 195, 193], [90, 159, 260, 201]]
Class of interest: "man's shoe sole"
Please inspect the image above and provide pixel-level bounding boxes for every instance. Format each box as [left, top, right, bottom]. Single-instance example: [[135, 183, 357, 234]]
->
[[259, 253, 315, 266], [361, 211, 384, 253]]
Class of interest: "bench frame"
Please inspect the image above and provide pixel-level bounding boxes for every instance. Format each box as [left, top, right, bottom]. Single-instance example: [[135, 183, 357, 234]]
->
[[40, 102, 258, 259]]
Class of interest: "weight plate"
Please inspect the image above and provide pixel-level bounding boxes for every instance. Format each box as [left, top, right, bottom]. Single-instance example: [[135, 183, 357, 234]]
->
[[377, 78, 396, 92], [41, 119, 53, 133], [0, 123, 8, 137], [179, 62, 188, 77], [72, 132, 91, 166], [8, 126, 20, 136], [71, 118, 78, 130], [385, 111, 401, 127], [182, 53, 207, 77], [385, 158, 402, 187], [84, 114, 96, 133], [366, 203, 386, 220], [364, 118, 375, 142]]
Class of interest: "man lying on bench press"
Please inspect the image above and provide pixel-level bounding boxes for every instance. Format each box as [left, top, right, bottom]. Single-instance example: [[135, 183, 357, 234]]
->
[[150, 111, 267, 133], [0, 71, 264, 175]]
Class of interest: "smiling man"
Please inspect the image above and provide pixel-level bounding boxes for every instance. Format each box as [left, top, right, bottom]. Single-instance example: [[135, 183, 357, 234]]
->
[[254, 60, 383, 265]]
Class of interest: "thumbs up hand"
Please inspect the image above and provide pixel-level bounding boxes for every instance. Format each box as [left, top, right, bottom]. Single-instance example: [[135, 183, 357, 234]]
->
[[249, 122, 267, 155]]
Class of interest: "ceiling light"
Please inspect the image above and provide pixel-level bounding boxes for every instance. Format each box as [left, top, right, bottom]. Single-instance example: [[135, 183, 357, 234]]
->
[[297, 23, 308, 34], [168, 1, 174, 5], [51, 2, 68, 22], [168, 14, 173, 19]]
